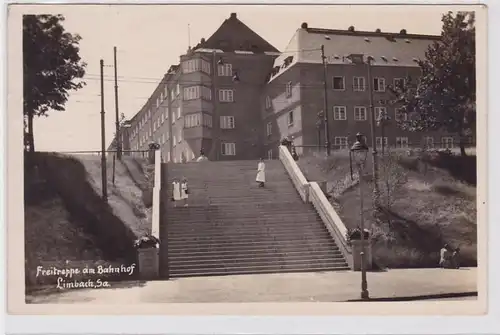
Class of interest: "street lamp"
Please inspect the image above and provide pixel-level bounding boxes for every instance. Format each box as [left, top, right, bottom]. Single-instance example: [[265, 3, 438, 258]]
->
[[349, 132, 370, 300]]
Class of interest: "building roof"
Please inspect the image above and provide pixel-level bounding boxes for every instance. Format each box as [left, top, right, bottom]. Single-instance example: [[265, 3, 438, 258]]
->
[[269, 24, 441, 82], [193, 13, 280, 54]]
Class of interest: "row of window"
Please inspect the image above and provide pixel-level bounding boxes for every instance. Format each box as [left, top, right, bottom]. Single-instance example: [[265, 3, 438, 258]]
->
[[333, 136, 454, 149], [332, 76, 405, 92], [182, 59, 212, 74], [332, 106, 408, 121], [184, 113, 213, 128], [181, 60, 233, 77], [264, 76, 405, 110], [183, 86, 212, 101]]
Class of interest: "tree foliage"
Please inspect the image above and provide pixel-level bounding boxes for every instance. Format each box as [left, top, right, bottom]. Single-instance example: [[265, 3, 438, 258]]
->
[[389, 11, 475, 156], [23, 14, 87, 152]]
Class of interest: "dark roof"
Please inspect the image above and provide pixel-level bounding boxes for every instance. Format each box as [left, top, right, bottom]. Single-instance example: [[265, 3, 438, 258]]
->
[[198, 13, 279, 53]]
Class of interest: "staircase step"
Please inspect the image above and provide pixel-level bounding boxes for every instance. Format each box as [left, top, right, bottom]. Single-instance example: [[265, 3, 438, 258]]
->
[[168, 249, 343, 261], [169, 264, 350, 277]]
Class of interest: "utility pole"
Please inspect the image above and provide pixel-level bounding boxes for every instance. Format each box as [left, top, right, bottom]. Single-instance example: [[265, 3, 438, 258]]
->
[[366, 56, 380, 208], [114, 46, 121, 160], [321, 45, 331, 156], [100, 59, 108, 202]]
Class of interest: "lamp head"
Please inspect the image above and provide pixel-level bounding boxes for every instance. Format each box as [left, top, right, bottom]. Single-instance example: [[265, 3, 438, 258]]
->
[[350, 132, 368, 164]]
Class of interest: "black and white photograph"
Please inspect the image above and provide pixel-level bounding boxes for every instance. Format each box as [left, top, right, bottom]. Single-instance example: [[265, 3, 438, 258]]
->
[[6, 3, 487, 314]]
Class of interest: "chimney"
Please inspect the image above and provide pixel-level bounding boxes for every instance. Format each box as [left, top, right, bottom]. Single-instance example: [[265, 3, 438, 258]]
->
[[230, 13, 237, 19]]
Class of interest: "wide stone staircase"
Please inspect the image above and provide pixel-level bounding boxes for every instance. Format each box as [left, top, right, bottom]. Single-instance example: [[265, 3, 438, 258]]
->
[[164, 159, 349, 277]]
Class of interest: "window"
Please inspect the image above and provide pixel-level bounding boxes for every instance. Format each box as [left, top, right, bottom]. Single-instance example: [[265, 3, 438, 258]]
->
[[219, 89, 234, 102], [220, 116, 235, 129], [165, 108, 169, 120], [333, 106, 347, 120], [184, 86, 200, 100], [393, 78, 405, 89], [218, 63, 232, 76], [221, 142, 236, 156], [396, 137, 409, 148], [376, 137, 388, 149], [373, 77, 386, 92], [332, 76, 345, 90], [287, 110, 294, 126], [265, 96, 272, 110], [161, 133, 165, 144], [176, 107, 181, 119], [266, 122, 272, 136], [353, 76, 365, 91], [178, 128, 182, 143], [170, 89, 175, 101], [285, 82, 292, 97], [182, 59, 201, 73], [156, 98, 160, 108], [394, 107, 408, 121], [176, 84, 180, 96], [203, 113, 212, 128], [267, 149, 273, 160], [441, 137, 454, 149], [160, 113, 164, 124], [354, 106, 367, 121], [153, 121, 157, 132], [166, 151, 171, 162], [149, 129, 152, 137], [424, 136, 434, 149], [334, 136, 348, 149], [374, 107, 387, 121], [184, 113, 201, 128], [201, 59, 211, 74]]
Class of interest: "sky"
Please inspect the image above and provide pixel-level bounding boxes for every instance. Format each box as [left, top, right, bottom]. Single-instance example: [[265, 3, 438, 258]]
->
[[18, 4, 448, 152]]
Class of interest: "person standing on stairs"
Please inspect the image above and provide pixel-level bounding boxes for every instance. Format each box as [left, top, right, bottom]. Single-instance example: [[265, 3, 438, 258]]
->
[[196, 149, 208, 162], [180, 177, 189, 207], [172, 178, 181, 207], [256, 158, 266, 188]]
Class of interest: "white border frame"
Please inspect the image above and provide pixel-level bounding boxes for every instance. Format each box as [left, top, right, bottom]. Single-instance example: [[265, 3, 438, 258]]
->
[[3, 1, 498, 334]]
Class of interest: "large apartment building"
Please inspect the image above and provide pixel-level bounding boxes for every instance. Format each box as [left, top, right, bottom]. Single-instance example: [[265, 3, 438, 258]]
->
[[124, 13, 279, 162], [122, 13, 459, 162]]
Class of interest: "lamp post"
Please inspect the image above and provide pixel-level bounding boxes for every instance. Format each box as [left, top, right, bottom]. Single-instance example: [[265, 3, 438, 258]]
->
[[316, 112, 323, 152], [350, 132, 370, 300], [366, 55, 381, 209], [321, 45, 331, 156]]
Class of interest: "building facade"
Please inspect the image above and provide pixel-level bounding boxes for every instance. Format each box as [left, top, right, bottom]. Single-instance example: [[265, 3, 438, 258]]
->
[[122, 15, 463, 162]]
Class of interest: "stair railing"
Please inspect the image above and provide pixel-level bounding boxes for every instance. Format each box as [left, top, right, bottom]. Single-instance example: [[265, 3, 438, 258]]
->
[[278, 145, 310, 202], [278, 145, 354, 269]]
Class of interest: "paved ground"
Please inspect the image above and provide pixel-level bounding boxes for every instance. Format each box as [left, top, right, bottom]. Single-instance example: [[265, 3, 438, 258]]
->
[[27, 268, 477, 304]]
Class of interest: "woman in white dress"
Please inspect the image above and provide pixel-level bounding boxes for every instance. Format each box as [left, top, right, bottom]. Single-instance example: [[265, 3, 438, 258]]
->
[[172, 178, 181, 207], [180, 177, 189, 207], [256, 158, 266, 188]]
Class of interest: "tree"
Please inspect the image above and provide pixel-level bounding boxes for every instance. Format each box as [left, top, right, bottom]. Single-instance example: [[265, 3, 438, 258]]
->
[[23, 14, 86, 153], [389, 11, 475, 156]]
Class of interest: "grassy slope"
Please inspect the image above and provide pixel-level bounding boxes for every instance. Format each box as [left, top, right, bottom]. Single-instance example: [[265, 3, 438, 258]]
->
[[25, 153, 152, 290], [297, 150, 477, 268]]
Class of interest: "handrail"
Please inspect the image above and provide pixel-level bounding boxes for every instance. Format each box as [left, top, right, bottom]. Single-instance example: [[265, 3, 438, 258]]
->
[[278, 145, 353, 269], [278, 145, 309, 202], [309, 182, 353, 268]]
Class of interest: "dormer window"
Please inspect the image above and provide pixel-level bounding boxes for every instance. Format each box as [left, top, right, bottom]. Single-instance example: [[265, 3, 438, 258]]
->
[[381, 56, 387, 62], [364, 37, 370, 42], [405, 39, 411, 43], [392, 57, 399, 62], [348, 53, 364, 64]]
